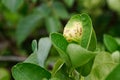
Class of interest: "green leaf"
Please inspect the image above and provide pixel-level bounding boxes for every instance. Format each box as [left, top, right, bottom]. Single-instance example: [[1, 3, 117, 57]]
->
[[63, 13, 97, 51], [0, 68, 10, 80], [53, 1, 69, 19], [106, 64, 120, 80], [52, 59, 64, 77], [25, 37, 51, 67], [16, 14, 42, 45], [67, 43, 96, 67], [79, 13, 96, 50], [33, 3, 51, 17], [24, 53, 39, 65], [79, 59, 94, 76], [2, 0, 24, 12], [87, 52, 117, 80], [45, 17, 62, 33], [104, 34, 119, 52], [112, 51, 120, 63], [107, 0, 120, 13], [12, 63, 51, 80], [88, 29, 97, 51], [52, 64, 72, 80], [50, 33, 71, 66], [31, 40, 37, 53], [37, 37, 52, 67], [63, 0, 74, 8]]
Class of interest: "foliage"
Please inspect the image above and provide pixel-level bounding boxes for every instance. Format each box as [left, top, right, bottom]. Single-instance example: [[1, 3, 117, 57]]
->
[[12, 13, 120, 80], [0, 0, 120, 80]]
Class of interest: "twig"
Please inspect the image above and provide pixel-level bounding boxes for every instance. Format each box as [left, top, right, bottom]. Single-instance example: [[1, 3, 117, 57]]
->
[[0, 56, 26, 62]]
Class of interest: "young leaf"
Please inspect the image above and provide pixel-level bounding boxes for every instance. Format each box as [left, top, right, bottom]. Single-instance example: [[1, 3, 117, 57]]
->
[[25, 37, 51, 67], [2, 0, 24, 12], [45, 17, 62, 33], [31, 40, 37, 53], [67, 43, 96, 67], [50, 33, 71, 66], [12, 63, 51, 80], [16, 14, 42, 45], [37, 37, 52, 67], [104, 34, 119, 52], [106, 64, 120, 80]]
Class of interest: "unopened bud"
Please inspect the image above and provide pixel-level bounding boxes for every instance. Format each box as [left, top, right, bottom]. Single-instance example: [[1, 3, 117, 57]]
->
[[63, 21, 83, 43]]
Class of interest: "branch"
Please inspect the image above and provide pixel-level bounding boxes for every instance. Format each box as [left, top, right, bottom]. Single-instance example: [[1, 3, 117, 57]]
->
[[0, 56, 26, 62]]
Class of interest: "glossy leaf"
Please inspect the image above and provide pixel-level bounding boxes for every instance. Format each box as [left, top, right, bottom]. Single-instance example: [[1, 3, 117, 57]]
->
[[2, 0, 24, 12], [12, 63, 51, 80], [67, 43, 96, 67], [45, 17, 62, 33], [104, 34, 118, 52], [50, 33, 71, 66], [16, 14, 42, 45], [106, 64, 120, 80]]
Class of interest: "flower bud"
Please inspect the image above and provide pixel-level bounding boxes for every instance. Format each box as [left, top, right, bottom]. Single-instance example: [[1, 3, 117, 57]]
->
[[63, 21, 83, 43]]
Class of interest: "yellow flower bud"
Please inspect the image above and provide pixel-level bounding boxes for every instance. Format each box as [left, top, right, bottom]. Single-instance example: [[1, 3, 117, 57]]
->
[[63, 21, 83, 43]]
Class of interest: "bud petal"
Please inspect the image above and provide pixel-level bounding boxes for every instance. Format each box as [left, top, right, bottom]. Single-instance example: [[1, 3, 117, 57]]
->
[[63, 17, 83, 43]]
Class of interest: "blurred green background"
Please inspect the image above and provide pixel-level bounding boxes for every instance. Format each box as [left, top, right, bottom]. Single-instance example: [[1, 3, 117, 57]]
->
[[0, 0, 120, 80]]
